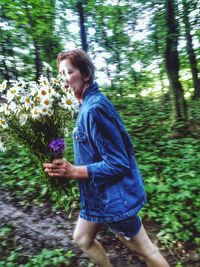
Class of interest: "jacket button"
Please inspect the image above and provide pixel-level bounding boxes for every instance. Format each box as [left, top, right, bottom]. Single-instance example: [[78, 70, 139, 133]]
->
[[76, 136, 78, 141]]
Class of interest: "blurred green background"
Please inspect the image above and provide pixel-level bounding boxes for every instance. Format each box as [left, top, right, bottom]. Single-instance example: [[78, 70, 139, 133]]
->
[[0, 0, 200, 266]]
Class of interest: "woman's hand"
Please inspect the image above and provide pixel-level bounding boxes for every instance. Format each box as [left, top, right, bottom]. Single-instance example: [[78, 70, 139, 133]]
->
[[43, 159, 75, 179], [43, 159, 89, 180]]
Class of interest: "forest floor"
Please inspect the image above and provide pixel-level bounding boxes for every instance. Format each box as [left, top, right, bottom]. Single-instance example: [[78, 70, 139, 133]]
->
[[0, 189, 199, 267]]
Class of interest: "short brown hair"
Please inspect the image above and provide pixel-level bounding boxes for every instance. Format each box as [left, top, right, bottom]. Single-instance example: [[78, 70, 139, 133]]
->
[[57, 49, 95, 84]]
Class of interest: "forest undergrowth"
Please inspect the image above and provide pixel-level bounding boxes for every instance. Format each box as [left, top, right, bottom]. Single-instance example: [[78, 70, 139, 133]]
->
[[0, 96, 199, 266]]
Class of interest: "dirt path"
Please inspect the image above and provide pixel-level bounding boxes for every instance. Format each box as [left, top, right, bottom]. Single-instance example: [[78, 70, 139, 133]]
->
[[0, 190, 198, 267]]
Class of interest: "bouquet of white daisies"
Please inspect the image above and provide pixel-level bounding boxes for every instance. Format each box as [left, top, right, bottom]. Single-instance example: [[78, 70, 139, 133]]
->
[[0, 75, 79, 195]]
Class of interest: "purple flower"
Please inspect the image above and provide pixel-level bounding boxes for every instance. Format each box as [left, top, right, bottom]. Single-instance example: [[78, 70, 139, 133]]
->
[[49, 138, 66, 157]]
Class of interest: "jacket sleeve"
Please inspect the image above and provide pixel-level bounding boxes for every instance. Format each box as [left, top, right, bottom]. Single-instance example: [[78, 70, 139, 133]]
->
[[86, 106, 131, 186]]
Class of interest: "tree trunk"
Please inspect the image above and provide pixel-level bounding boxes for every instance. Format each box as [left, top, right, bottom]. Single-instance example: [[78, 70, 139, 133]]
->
[[76, 2, 88, 52], [131, 70, 138, 92], [165, 0, 188, 123], [182, 0, 200, 99], [153, 28, 166, 97], [34, 40, 42, 81], [23, 0, 42, 81]]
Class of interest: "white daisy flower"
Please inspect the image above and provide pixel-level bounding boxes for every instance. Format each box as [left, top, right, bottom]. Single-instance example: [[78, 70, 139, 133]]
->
[[19, 114, 28, 126], [33, 94, 42, 106], [0, 118, 8, 129], [41, 98, 52, 108], [38, 86, 50, 99], [29, 82, 39, 96], [61, 93, 79, 111], [39, 75, 49, 87], [0, 103, 10, 115], [21, 96, 33, 110], [30, 107, 41, 119], [50, 77, 61, 86], [8, 102, 18, 114], [39, 107, 49, 116], [6, 87, 20, 103], [0, 104, 5, 113], [47, 86, 59, 99]]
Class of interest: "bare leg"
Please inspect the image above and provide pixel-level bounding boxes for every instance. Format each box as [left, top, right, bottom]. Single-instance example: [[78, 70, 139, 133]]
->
[[117, 224, 170, 267], [73, 216, 113, 267]]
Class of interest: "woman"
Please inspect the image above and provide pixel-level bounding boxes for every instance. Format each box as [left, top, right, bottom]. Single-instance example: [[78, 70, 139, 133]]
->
[[43, 49, 169, 267]]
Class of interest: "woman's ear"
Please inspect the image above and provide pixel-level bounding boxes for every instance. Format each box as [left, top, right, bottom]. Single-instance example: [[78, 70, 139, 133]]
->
[[84, 75, 90, 82]]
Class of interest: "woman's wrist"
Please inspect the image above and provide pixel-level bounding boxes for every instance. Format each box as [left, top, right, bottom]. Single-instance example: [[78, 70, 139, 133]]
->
[[73, 166, 89, 180]]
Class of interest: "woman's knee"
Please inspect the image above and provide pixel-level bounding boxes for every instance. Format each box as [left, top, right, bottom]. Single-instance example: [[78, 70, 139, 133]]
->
[[73, 231, 94, 250]]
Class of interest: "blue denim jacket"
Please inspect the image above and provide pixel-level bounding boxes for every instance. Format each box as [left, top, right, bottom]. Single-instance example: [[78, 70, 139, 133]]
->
[[73, 82, 146, 223]]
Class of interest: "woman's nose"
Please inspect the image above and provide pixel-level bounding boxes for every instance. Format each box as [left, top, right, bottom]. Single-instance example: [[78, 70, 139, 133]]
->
[[62, 75, 69, 87]]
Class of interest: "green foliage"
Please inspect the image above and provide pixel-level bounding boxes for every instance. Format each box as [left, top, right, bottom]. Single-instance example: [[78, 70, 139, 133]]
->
[[0, 247, 75, 267], [112, 95, 200, 246], [23, 248, 75, 267], [0, 77, 79, 205], [0, 0, 62, 82], [0, 139, 41, 193], [0, 129, 79, 211], [0, 224, 21, 266], [1, 96, 200, 248], [0, 225, 13, 238]]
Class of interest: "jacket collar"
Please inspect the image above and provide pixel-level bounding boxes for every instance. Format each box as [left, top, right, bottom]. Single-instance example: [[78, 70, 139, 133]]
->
[[83, 82, 99, 101]]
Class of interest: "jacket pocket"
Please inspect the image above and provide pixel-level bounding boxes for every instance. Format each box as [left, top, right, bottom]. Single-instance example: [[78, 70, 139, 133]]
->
[[73, 129, 92, 165], [73, 129, 87, 142], [100, 182, 126, 212]]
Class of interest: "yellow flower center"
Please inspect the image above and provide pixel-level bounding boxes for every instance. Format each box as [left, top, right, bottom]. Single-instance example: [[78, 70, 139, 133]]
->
[[41, 90, 47, 96], [25, 98, 30, 103], [44, 100, 49, 105], [0, 120, 4, 125], [42, 108, 47, 113], [66, 99, 72, 105], [35, 96, 41, 102]]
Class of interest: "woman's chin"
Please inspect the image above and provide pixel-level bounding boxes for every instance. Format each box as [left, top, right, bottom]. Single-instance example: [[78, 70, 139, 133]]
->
[[74, 90, 82, 100]]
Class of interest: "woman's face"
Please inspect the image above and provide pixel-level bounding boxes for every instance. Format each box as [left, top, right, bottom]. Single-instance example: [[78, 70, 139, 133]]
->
[[59, 59, 89, 100]]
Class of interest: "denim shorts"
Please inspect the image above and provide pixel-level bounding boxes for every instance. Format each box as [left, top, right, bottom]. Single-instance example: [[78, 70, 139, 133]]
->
[[106, 215, 142, 240]]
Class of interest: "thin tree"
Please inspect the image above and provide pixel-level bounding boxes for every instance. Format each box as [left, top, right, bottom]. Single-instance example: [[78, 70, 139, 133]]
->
[[76, 1, 88, 52], [165, 0, 188, 125], [23, 1, 42, 81], [182, 0, 200, 99]]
